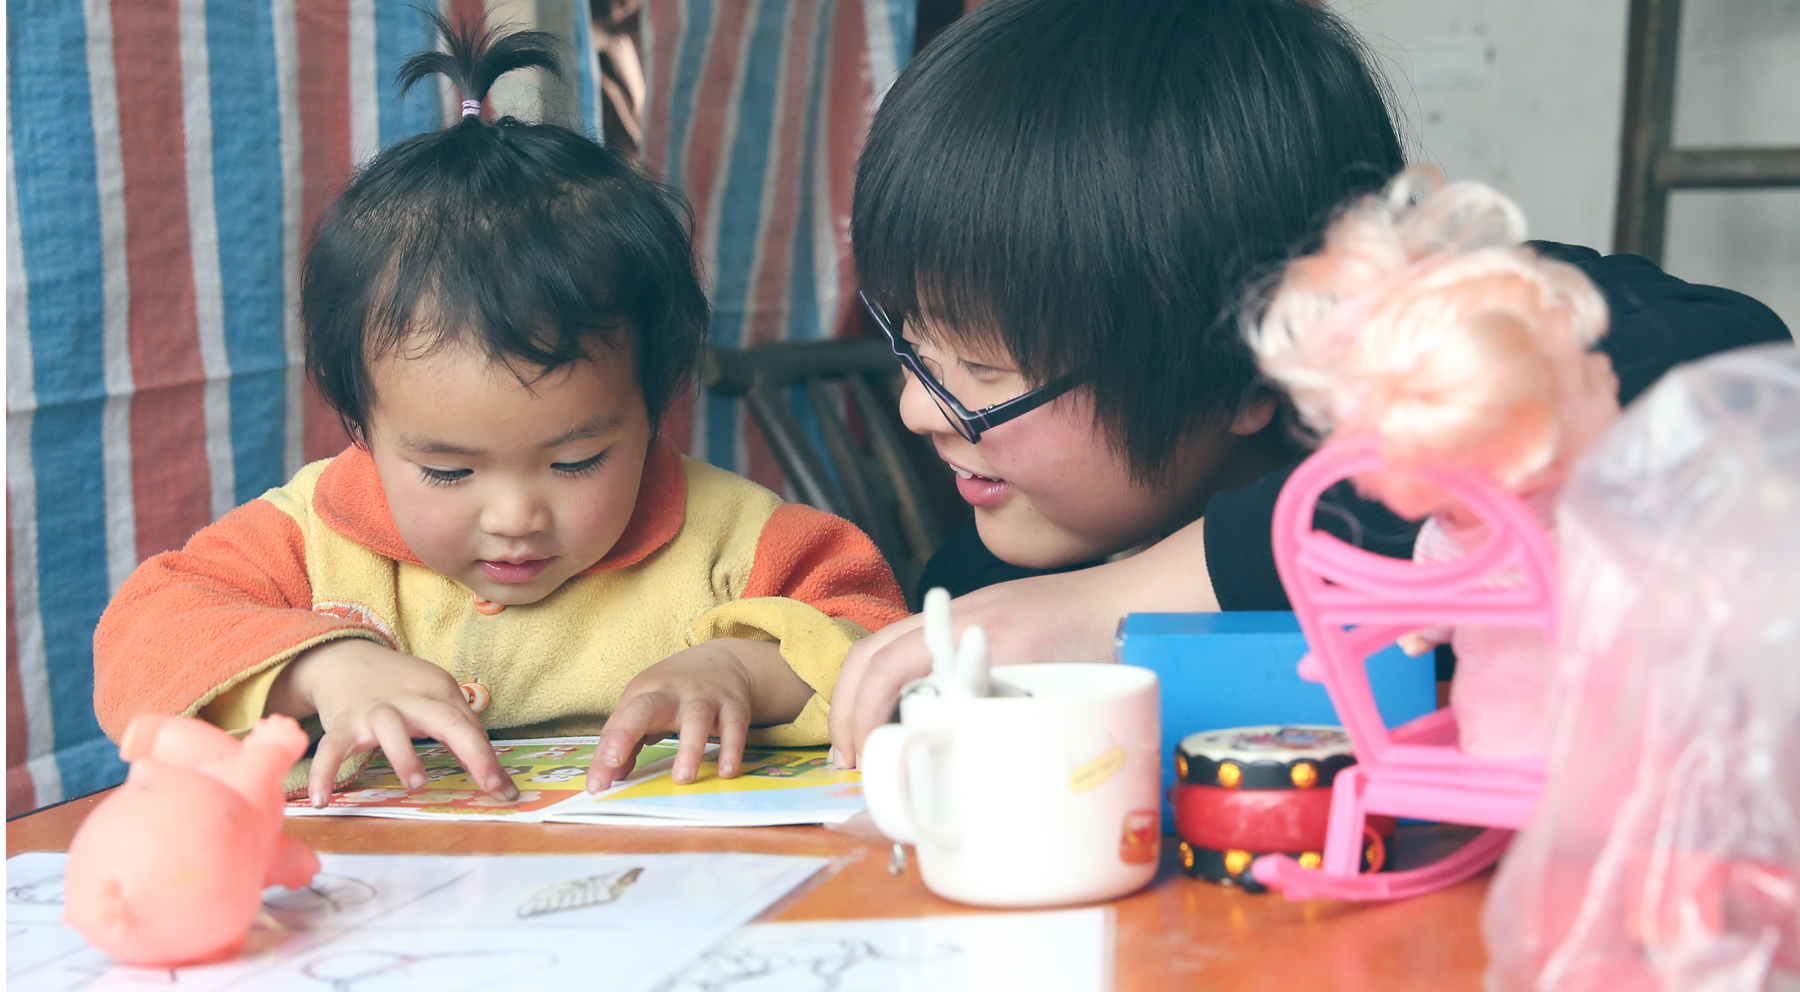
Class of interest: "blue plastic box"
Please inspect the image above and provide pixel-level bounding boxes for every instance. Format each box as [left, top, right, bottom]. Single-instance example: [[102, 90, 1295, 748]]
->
[[1116, 611, 1437, 827]]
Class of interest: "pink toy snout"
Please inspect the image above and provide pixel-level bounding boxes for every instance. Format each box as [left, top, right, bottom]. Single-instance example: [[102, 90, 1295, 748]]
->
[[63, 714, 319, 967]]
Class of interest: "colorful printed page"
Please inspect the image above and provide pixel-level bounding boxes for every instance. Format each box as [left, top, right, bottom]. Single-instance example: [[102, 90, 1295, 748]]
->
[[8, 850, 826, 992], [284, 737, 702, 823], [545, 747, 867, 827]]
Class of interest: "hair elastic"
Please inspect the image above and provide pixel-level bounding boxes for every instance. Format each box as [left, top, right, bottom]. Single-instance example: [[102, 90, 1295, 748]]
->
[[461, 99, 481, 117]]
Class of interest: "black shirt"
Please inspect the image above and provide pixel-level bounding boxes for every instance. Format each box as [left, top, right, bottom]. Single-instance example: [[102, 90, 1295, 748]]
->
[[916, 243, 1793, 608]]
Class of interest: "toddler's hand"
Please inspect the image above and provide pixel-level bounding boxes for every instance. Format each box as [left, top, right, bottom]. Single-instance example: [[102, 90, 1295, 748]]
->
[[589, 639, 810, 793], [268, 638, 516, 808]]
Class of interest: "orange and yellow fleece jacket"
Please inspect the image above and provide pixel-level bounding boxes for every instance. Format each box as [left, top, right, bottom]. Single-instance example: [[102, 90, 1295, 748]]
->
[[94, 440, 907, 791]]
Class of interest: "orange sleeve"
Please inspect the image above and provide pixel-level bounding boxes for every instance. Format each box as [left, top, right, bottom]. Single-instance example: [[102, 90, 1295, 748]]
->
[[741, 503, 909, 634], [92, 498, 391, 740]]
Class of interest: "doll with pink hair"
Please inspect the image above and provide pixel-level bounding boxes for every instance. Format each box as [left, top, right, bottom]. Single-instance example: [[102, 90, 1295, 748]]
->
[[1247, 166, 1620, 761]]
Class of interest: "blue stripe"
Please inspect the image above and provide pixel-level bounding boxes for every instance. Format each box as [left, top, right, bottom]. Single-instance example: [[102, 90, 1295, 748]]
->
[[884, 0, 915, 69], [375, 2, 438, 149], [573, 0, 599, 139], [661, 0, 714, 193], [206, 0, 291, 503], [8, 0, 124, 794], [704, 0, 793, 470]]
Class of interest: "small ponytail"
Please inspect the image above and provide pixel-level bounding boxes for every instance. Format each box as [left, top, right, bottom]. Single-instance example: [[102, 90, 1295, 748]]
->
[[396, 10, 564, 120]]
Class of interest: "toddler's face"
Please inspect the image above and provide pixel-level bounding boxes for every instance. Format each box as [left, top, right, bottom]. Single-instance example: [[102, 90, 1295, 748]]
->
[[364, 341, 654, 607], [898, 322, 1257, 569]]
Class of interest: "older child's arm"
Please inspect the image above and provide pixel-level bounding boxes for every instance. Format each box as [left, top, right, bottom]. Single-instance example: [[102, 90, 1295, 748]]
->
[[829, 516, 1218, 767], [586, 638, 810, 792]]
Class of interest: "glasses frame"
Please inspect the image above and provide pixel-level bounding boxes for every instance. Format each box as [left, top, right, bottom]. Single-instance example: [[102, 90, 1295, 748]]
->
[[860, 292, 1081, 444]]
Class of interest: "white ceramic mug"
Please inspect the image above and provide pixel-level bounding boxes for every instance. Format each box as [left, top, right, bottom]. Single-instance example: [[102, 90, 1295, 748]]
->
[[860, 663, 1161, 907]]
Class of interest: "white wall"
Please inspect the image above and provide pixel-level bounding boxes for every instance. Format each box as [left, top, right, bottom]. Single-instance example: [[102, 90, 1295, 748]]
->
[[1333, 0, 1800, 333]]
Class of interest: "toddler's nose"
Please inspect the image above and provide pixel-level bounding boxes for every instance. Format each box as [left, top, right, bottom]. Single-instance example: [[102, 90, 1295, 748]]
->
[[479, 490, 550, 537]]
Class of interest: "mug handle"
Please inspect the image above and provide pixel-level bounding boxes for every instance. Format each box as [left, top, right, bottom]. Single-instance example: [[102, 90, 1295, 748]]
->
[[860, 725, 960, 849]]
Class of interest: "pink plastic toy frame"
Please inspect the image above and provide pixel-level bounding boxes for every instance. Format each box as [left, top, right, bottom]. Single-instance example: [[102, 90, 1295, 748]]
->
[[1252, 437, 1553, 901]]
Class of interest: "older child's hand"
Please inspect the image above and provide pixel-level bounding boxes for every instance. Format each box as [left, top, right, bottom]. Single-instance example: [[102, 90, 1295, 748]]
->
[[588, 639, 812, 793], [266, 639, 516, 808], [828, 519, 1222, 768]]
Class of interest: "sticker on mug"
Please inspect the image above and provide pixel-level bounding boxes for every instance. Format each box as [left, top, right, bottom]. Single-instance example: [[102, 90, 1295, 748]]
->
[[1120, 808, 1159, 864], [1068, 745, 1127, 793]]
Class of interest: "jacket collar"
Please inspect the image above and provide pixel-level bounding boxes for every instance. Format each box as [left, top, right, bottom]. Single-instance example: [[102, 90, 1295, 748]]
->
[[312, 440, 688, 573]]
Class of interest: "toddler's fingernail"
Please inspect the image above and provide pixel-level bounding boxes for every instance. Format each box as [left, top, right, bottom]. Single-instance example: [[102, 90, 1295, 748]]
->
[[720, 762, 736, 777], [829, 746, 850, 769], [311, 793, 325, 808], [408, 774, 426, 790], [674, 769, 693, 784]]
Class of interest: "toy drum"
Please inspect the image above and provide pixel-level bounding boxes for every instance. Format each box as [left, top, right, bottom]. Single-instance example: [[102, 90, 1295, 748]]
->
[[1172, 725, 1395, 892]]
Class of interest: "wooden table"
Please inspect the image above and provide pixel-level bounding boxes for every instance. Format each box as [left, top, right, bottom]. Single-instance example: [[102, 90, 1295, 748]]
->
[[9, 794, 1491, 990]]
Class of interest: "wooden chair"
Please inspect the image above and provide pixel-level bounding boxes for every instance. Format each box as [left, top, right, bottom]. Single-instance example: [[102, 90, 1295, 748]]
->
[[701, 339, 951, 605]]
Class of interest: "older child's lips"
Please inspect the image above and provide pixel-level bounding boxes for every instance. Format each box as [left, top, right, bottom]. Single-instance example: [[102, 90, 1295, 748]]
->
[[479, 558, 553, 583], [954, 472, 1013, 508]]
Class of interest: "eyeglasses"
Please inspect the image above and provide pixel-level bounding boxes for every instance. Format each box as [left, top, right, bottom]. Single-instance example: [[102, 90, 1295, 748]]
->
[[860, 292, 1081, 444]]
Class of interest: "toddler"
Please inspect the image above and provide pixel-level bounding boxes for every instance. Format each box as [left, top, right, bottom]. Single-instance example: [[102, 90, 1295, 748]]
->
[[95, 16, 906, 805]]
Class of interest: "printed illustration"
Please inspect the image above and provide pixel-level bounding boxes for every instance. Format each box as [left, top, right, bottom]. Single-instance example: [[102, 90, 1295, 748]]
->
[[516, 867, 643, 918]]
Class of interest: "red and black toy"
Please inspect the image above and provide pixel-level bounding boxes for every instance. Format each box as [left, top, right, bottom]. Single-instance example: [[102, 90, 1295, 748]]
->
[[1173, 725, 1394, 892]]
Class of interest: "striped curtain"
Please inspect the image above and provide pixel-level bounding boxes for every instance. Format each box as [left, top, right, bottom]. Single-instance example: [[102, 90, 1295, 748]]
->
[[5, 0, 601, 815], [642, 0, 914, 490]]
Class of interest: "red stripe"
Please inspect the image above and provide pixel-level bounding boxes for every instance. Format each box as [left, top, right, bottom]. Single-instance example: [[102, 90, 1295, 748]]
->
[[678, 0, 753, 267], [824, 0, 872, 341], [5, 496, 36, 816], [642, 0, 685, 177], [296, 0, 355, 461], [111, 0, 213, 559]]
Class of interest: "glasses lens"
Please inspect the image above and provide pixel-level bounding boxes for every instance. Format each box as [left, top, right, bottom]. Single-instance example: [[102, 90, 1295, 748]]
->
[[927, 388, 979, 443]]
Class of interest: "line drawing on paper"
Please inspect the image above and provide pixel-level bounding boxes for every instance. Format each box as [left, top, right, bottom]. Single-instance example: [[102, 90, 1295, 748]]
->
[[659, 938, 963, 992], [8, 875, 65, 905], [263, 874, 379, 919], [300, 949, 559, 991], [516, 866, 642, 918]]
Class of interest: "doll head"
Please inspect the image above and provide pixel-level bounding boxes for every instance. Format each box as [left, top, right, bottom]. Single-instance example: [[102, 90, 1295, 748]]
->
[[1247, 167, 1619, 519]]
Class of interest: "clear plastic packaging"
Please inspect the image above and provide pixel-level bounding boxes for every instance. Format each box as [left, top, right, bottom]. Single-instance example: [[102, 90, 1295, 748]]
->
[[1484, 344, 1800, 992]]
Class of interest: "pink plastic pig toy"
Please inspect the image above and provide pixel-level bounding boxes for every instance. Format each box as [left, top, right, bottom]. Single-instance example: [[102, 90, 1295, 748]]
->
[[63, 713, 320, 966]]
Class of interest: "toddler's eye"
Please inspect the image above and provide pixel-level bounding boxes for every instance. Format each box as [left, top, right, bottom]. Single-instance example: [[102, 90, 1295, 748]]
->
[[552, 451, 610, 477], [419, 466, 471, 486]]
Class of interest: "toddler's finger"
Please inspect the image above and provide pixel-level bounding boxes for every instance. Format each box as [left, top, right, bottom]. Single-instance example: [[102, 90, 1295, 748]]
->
[[591, 693, 666, 792], [715, 701, 749, 779], [426, 704, 513, 799], [672, 700, 717, 785], [308, 731, 358, 808], [368, 704, 427, 790]]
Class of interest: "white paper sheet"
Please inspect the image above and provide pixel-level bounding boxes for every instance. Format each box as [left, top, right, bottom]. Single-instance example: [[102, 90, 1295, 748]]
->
[[655, 907, 1114, 992], [8, 850, 824, 992]]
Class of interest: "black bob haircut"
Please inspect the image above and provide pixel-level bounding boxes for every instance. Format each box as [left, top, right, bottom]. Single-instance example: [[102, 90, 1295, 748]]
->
[[853, 0, 1404, 482], [303, 12, 708, 443]]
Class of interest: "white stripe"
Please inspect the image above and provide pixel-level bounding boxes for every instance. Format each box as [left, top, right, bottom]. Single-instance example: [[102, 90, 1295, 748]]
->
[[178, 0, 237, 520], [349, 0, 379, 164], [809, 5, 840, 346], [84, 0, 140, 592], [861, 0, 900, 101], [5, 112, 65, 807], [272, 0, 304, 474]]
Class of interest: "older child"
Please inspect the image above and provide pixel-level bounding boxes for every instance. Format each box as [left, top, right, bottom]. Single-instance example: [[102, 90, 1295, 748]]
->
[[829, 0, 1789, 766], [94, 17, 906, 805]]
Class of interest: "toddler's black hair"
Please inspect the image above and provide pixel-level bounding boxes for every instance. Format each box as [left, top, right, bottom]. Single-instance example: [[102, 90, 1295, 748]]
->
[[303, 12, 708, 442], [853, 0, 1404, 482]]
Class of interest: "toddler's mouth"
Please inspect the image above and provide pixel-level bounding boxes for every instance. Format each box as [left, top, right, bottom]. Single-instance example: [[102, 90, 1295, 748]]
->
[[478, 558, 554, 583]]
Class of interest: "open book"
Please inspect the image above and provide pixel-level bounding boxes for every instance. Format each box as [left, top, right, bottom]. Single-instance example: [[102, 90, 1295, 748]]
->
[[283, 737, 864, 826]]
